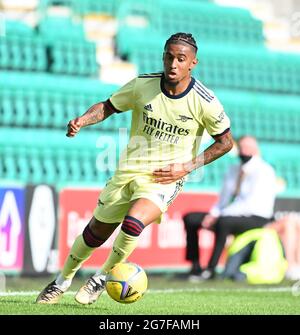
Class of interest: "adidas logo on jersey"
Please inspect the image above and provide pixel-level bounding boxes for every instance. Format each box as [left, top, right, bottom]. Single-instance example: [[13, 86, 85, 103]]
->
[[144, 104, 153, 112]]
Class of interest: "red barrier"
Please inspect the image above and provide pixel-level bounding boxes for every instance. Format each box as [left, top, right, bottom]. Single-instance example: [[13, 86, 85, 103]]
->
[[58, 188, 218, 270]]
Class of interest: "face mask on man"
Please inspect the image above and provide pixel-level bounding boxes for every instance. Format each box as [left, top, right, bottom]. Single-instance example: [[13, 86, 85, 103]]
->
[[239, 154, 253, 164]]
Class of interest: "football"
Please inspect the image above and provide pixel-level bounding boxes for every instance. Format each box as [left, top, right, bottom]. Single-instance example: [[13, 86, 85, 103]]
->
[[105, 262, 148, 304]]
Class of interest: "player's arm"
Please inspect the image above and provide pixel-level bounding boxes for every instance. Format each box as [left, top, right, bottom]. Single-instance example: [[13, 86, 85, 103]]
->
[[66, 101, 114, 137], [67, 78, 136, 137], [195, 130, 234, 167], [153, 131, 233, 184]]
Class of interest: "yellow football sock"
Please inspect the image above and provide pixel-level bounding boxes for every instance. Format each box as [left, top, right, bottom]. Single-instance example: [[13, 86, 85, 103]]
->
[[61, 235, 96, 280], [101, 230, 139, 274]]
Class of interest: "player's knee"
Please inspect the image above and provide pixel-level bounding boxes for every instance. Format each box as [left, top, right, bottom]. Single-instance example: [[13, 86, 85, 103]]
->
[[121, 215, 145, 237], [82, 224, 106, 248]]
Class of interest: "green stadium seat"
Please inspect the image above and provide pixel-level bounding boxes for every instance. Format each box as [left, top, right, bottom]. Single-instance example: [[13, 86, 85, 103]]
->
[[16, 147, 31, 183], [39, 0, 74, 10], [0, 90, 14, 126], [4, 20, 34, 37], [38, 16, 86, 43], [55, 149, 69, 183], [260, 143, 300, 196], [0, 147, 18, 181], [14, 91, 24, 126], [0, 41, 9, 68], [26, 91, 40, 127]]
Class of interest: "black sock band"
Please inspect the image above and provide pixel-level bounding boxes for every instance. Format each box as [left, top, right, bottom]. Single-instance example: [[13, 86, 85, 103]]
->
[[82, 225, 105, 248], [121, 215, 145, 237]]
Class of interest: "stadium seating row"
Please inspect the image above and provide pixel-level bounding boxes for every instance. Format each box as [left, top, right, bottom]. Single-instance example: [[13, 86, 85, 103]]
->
[[0, 37, 98, 75], [4, 20, 35, 36], [39, 0, 118, 16], [116, 0, 264, 46], [38, 0, 263, 46], [41, 0, 262, 45], [127, 41, 300, 94], [1, 72, 299, 143], [0, 91, 131, 130], [1, 0, 264, 75], [218, 90, 300, 143], [0, 127, 299, 195], [71, 0, 117, 16], [0, 71, 114, 93], [0, 128, 123, 185], [49, 40, 98, 76], [0, 36, 47, 71], [0, 19, 98, 76], [38, 17, 86, 43], [0, 71, 121, 129]]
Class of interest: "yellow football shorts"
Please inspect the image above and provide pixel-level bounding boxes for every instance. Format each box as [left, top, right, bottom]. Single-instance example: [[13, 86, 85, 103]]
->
[[93, 174, 185, 223]]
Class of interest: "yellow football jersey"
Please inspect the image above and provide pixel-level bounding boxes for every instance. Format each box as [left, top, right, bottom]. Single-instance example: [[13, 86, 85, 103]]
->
[[107, 73, 230, 178]]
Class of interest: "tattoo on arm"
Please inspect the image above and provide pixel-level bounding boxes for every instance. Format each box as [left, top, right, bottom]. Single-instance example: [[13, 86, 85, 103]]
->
[[80, 102, 115, 127], [191, 131, 233, 171]]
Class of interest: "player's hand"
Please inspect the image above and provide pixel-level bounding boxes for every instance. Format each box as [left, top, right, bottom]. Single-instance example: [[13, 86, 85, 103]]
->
[[202, 214, 218, 229], [66, 117, 82, 137], [153, 163, 192, 184]]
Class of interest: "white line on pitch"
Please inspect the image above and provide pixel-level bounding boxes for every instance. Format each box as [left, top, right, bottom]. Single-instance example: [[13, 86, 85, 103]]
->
[[0, 287, 294, 297]]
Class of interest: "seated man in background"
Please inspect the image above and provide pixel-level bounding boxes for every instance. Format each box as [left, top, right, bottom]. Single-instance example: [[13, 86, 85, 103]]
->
[[183, 135, 277, 280]]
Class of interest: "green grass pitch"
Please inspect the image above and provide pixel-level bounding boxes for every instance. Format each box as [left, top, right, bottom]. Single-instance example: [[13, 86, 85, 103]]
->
[[0, 275, 300, 315]]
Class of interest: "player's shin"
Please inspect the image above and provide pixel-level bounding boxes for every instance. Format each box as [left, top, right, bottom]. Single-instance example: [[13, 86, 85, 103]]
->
[[57, 225, 105, 290], [93, 216, 145, 281]]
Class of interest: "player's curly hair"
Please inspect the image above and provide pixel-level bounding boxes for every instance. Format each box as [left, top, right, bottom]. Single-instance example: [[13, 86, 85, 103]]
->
[[164, 32, 198, 53]]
